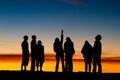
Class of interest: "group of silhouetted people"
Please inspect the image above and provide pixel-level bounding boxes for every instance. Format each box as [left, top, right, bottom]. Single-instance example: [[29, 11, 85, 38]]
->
[[21, 35, 44, 71], [54, 30, 75, 72], [21, 30, 102, 73], [81, 34, 102, 73]]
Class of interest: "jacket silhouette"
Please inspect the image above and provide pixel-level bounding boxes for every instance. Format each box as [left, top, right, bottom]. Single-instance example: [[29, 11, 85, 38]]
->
[[64, 37, 75, 72], [81, 40, 93, 73], [36, 40, 44, 71]]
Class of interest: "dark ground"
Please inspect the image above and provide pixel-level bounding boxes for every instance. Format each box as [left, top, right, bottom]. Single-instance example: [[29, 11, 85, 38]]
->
[[0, 71, 120, 80]]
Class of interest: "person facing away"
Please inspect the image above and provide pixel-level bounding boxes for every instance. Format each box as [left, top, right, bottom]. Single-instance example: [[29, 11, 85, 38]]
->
[[36, 40, 44, 72], [81, 40, 93, 73], [93, 34, 102, 73], [30, 35, 37, 71], [21, 35, 29, 71], [64, 37, 75, 72], [53, 30, 64, 72]]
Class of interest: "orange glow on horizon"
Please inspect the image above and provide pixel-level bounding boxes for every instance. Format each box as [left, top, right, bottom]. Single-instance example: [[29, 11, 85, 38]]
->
[[0, 55, 120, 73]]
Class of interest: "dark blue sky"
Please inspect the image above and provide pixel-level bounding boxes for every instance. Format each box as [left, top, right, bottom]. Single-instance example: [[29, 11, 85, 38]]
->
[[0, 0, 120, 55]]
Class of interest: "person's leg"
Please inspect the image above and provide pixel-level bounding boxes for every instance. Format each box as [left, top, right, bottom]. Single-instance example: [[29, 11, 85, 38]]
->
[[93, 59, 97, 73], [36, 59, 39, 71], [40, 61, 43, 71], [36, 62, 39, 71], [98, 59, 102, 73], [31, 57, 35, 71], [61, 55, 65, 72], [55, 55, 59, 72], [89, 62, 91, 73], [21, 58, 24, 71], [65, 55, 69, 72], [85, 62, 87, 72], [24, 65, 26, 71], [69, 55, 73, 72], [21, 64, 23, 71]]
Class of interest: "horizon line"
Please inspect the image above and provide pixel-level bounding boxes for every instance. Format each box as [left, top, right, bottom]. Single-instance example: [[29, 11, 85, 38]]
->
[[0, 54, 120, 61]]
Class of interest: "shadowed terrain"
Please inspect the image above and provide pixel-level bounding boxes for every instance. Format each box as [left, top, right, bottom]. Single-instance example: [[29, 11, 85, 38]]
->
[[0, 71, 120, 80]]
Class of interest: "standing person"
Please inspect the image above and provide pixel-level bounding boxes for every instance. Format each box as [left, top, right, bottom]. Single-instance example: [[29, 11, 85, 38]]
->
[[81, 40, 93, 73], [64, 37, 75, 72], [53, 30, 64, 72], [30, 35, 37, 71], [21, 35, 29, 71], [36, 40, 44, 72], [93, 34, 102, 73]]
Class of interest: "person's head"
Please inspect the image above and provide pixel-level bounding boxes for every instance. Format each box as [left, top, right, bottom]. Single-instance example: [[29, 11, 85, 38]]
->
[[32, 35, 36, 40], [66, 37, 71, 42], [55, 38, 59, 42], [85, 40, 89, 45], [38, 40, 42, 45], [95, 34, 102, 41], [23, 35, 28, 41]]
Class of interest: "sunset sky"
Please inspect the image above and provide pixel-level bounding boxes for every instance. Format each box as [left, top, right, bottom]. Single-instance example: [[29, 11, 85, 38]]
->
[[0, 0, 120, 57]]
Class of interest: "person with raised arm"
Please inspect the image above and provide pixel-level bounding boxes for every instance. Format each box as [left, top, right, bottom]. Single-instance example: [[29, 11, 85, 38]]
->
[[54, 30, 65, 72]]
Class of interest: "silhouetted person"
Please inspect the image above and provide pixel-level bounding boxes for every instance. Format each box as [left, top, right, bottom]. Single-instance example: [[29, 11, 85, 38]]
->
[[31, 35, 37, 71], [81, 40, 93, 73], [54, 30, 64, 72], [21, 35, 29, 71], [36, 40, 44, 71], [64, 37, 75, 72], [93, 34, 102, 73]]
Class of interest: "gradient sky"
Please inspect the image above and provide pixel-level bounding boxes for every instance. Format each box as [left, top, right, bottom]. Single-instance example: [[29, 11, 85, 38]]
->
[[0, 0, 120, 56]]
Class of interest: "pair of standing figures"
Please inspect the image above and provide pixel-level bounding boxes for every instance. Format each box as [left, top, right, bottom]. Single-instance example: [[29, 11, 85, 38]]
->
[[21, 35, 44, 71], [81, 34, 102, 73], [54, 30, 75, 72]]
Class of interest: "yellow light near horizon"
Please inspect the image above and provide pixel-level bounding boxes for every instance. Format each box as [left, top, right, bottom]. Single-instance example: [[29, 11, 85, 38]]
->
[[0, 55, 120, 73], [0, 62, 21, 71], [0, 59, 120, 73]]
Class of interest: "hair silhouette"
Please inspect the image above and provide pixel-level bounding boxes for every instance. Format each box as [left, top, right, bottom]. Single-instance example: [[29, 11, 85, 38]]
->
[[93, 34, 102, 73], [81, 40, 93, 73], [36, 40, 44, 72], [64, 37, 75, 72], [21, 35, 29, 71], [30, 35, 37, 71], [53, 30, 65, 72]]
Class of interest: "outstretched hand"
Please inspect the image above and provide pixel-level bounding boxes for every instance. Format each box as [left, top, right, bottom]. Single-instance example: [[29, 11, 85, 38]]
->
[[61, 30, 63, 34]]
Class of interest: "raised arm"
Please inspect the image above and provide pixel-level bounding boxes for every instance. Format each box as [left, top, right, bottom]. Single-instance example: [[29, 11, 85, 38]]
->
[[61, 29, 64, 44]]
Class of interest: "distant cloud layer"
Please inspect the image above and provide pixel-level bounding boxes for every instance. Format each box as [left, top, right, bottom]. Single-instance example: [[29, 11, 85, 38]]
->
[[57, 0, 87, 6]]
